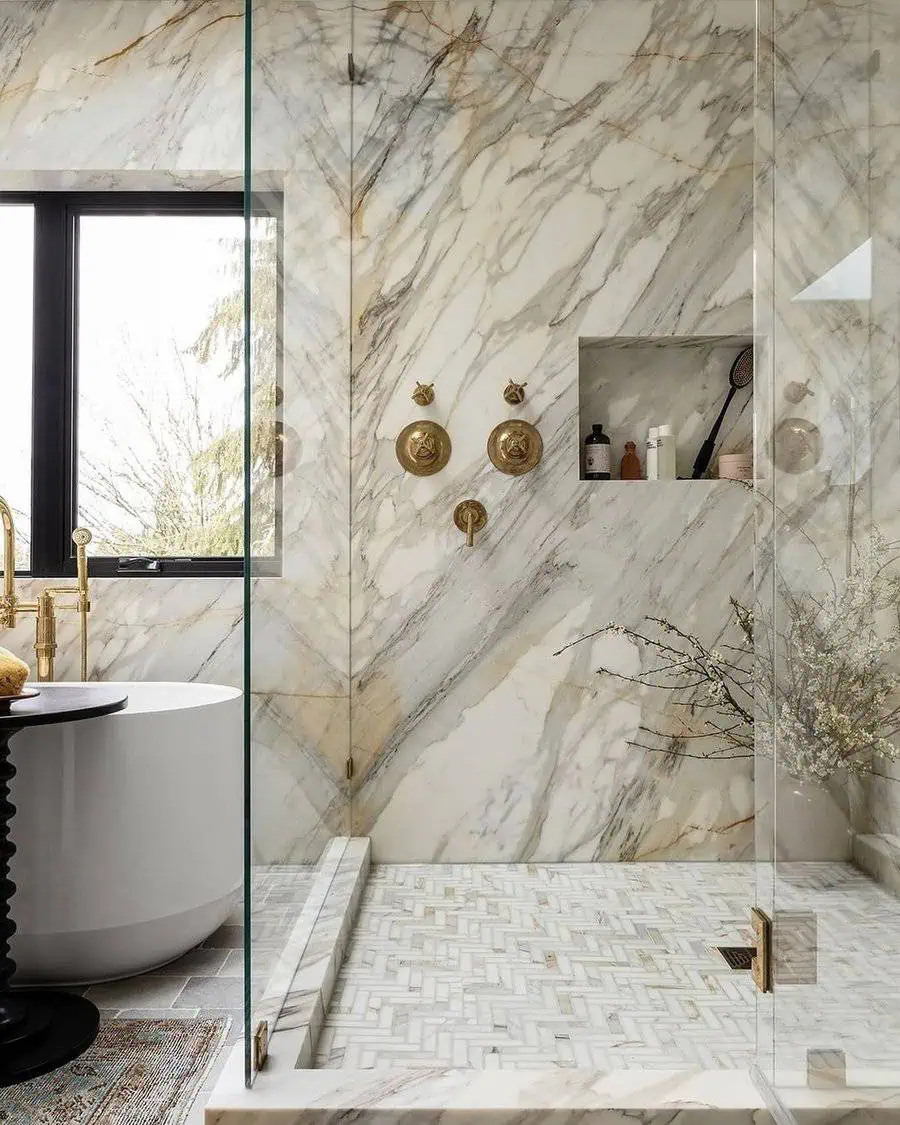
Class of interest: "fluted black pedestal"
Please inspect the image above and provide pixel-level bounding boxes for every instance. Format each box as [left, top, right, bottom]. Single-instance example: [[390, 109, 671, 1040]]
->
[[0, 685, 128, 1086]]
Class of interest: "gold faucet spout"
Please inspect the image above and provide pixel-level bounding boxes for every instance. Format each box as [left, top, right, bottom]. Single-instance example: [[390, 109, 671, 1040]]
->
[[0, 496, 93, 682], [0, 495, 17, 628]]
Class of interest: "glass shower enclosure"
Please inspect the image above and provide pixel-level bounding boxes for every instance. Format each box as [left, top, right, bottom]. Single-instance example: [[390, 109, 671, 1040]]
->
[[756, 0, 900, 1102], [241, 0, 351, 1080], [241, 0, 900, 1111]]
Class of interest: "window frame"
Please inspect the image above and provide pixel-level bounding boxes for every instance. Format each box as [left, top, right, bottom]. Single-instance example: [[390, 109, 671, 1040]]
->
[[2, 191, 282, 579]]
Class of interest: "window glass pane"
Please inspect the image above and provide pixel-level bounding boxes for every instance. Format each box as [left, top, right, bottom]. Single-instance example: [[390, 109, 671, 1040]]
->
[[76, 211, 278, 558], [0, 204, 35, 570]]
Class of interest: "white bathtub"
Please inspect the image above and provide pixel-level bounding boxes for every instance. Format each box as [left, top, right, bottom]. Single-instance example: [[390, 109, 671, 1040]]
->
[[8, 681, 243, 985]]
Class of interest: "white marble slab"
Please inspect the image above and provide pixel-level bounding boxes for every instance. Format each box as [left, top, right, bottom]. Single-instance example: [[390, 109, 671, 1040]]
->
[[206, 1049, 900, 1124], [0, 0, 349, 864], [348, 0, 761, 861], [263, 838, 371, 1069]]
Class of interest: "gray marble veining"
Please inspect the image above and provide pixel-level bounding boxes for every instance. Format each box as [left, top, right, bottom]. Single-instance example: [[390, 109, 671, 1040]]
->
[[0, 0, 349, 864], [348, 0, 758, 860], [4, 0, 881, 875]]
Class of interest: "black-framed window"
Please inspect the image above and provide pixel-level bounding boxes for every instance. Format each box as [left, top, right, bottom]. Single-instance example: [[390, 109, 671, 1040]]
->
[[1, 191, 282, 578]]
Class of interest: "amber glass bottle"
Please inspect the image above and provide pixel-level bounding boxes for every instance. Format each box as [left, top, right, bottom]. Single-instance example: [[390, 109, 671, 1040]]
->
[[620, 441, 642, 480]]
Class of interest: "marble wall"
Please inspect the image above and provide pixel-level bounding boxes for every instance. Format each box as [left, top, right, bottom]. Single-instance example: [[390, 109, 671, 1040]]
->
[[855, 0, 900, 886], [754, 0, 900, 875], [2, 0, 771, 865], [348, 0, 758, 859], [0, 0, 347, 864]]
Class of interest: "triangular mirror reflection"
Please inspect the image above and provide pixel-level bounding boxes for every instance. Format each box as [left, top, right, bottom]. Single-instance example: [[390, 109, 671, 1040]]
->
[[793, 238, 872, 301]]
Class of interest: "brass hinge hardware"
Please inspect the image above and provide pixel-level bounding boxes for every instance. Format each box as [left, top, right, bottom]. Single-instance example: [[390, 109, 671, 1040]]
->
[[346, 757, 354, 780], [253, 1019, 269, 1072], [751, 906, 773, 993]]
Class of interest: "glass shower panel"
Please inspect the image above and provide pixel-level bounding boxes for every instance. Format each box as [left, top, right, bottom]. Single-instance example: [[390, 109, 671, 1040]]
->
[[752, 0, 776, 1087], [243, 0, 352, 1084], [760, 0, 900, 1102]]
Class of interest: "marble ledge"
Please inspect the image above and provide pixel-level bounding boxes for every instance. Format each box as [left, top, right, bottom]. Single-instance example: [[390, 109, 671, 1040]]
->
[[258, 837, 370, 1070], [255, 837, 353, 1031], [205, 1056, 900, 1124], [853, 833, 900, 900]]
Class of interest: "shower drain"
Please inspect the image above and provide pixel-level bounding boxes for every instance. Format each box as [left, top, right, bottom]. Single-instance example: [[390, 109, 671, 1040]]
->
[[716, 946, 755, 970]]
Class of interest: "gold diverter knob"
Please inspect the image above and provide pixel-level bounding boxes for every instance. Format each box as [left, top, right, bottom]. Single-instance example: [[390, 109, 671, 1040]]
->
[[396, 420, 452, 476], [487, 419, 543, 476]]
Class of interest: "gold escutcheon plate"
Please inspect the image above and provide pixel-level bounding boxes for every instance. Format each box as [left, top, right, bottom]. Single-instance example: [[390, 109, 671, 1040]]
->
[[396, 420, 452, 476], [453, 500, 488, 535], [487, 419, 543, 475]]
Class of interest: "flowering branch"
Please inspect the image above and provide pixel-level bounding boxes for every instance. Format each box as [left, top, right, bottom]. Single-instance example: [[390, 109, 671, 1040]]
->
[[556, 530, 900, 783]]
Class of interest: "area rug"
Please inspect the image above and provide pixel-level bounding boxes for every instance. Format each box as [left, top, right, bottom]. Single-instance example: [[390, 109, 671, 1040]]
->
[[0, 1018, 230, 1125]]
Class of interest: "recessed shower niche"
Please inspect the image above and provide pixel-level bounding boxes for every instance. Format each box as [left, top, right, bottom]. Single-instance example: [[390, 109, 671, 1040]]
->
[[577, 336, 754, 481]]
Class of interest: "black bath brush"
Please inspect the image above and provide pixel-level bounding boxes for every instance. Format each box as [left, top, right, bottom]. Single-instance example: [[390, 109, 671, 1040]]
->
[[691, 346, 753, 479]]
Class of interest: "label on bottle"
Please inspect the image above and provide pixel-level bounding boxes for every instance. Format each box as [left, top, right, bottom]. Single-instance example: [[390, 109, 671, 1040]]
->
[[585, 445, 610, 474]]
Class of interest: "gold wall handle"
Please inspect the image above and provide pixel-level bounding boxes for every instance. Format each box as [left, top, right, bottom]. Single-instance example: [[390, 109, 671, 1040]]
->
[[503, 380, 527, 405], [411, 382, 435, 406], [487, 419, 543, 475], [453, 500, 487, 547], [396, 420, 452, 476]]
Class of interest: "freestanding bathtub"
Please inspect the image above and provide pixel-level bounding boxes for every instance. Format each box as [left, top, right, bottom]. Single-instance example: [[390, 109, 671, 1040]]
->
[[8, 682, 242, 985]]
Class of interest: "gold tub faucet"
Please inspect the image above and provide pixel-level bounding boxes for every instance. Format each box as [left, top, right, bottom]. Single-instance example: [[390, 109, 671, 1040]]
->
[[0, 494, 92, 682]]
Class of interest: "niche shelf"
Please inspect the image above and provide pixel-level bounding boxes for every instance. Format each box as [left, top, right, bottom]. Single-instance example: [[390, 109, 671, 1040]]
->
[[577, 335, 754, 482]]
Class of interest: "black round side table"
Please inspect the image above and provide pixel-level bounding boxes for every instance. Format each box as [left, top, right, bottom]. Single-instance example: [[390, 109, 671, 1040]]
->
[[0, 684, 128, 1086]]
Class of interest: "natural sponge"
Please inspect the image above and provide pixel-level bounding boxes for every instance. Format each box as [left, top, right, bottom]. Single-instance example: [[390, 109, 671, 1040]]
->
[[0, 647, 29, 695]]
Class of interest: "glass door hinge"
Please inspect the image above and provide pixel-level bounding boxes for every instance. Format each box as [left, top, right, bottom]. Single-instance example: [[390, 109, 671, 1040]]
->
[[346, 756, 354, 780]]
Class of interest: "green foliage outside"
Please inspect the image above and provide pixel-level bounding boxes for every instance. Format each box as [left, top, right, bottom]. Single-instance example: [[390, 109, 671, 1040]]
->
[[83, 221, 278, 560]]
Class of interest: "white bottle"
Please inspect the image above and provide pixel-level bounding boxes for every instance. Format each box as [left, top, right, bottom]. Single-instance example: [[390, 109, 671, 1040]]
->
[[656, 424, 676, 479], [646, 427, 659, 481]]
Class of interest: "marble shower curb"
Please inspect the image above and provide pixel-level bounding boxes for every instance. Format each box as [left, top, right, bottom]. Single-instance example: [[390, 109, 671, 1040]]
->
[[206, 1056, 900, 1124], [258, 837, 370, 1070]]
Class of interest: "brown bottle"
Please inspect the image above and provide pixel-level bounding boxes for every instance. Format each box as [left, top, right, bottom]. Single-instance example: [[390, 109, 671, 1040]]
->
[[620, 441, 642, 480]]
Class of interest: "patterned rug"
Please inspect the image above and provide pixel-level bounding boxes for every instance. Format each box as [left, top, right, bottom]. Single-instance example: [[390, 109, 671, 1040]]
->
[[0, 1018, 230, 1124]]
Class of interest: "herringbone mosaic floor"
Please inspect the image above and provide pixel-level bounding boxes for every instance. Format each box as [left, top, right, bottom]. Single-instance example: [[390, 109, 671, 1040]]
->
[[315, 862, 900, 1073], [316, 862, 755, 1068]]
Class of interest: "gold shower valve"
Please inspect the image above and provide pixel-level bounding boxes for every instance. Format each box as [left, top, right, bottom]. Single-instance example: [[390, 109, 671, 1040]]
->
[[395, 420, 452, 476], [453, 500, 487, 547], [487, 419, 543, 475]]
